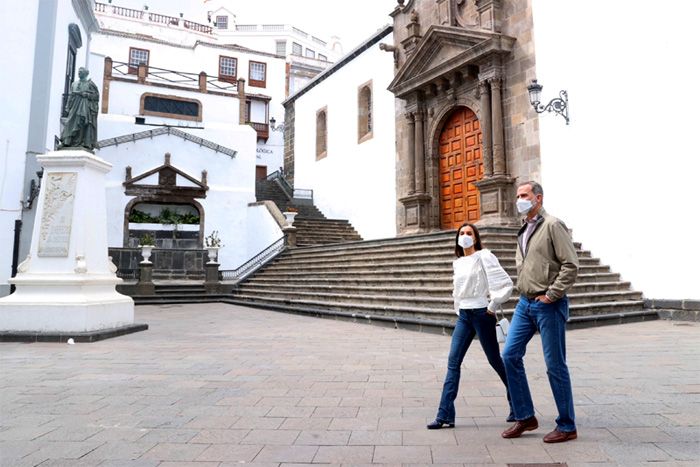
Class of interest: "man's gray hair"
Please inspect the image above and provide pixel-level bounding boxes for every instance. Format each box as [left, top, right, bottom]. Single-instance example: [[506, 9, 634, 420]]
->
[[519, 180, 543, 196]]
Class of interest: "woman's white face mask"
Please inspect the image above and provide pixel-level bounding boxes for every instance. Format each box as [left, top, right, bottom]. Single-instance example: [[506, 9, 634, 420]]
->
[[458, 233, 474, 249]]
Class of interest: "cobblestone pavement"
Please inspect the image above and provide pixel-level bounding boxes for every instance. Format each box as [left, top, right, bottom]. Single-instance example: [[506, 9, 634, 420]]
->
[[1, 303, 698, 466]]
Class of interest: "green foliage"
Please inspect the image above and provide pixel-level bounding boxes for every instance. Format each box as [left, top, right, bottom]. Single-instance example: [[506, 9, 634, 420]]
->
[[139, 233, 155, 246], [128, 209, 157, 223], [128, 208, 199, 225]]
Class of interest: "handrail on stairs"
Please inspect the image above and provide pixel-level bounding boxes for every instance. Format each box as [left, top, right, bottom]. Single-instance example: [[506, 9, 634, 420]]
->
[[219, 236, 285, 283], [265, 169, 313, 204]]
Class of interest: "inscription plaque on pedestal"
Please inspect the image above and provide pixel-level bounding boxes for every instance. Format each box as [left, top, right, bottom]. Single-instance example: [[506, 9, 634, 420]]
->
[[38, 172, 78, 257]]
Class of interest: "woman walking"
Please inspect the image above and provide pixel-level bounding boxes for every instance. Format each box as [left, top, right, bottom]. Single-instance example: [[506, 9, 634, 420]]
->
[[427, 223, 515, 429]]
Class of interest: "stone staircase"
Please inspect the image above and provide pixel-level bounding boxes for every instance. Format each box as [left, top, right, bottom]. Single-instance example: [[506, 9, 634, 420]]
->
[[255, 178, 362, 246], [227, 229, 656, 328]]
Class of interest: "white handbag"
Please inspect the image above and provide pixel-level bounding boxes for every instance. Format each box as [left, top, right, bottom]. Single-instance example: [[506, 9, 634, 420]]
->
[[477, 253, 510, 343], [495, 306, 510, 343]]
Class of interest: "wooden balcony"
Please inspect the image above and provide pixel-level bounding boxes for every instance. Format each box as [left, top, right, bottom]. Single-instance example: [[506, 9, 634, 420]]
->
[[247, 121, 270, 141]]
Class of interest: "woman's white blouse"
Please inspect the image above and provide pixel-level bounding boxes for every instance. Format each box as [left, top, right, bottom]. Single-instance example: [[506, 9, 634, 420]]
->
[[453, 249, 513, 314]]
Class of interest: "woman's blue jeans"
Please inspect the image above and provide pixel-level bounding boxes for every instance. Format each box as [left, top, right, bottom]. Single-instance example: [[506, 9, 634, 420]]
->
[[436, 308, 513, 423], [502, 295, 576, 432]]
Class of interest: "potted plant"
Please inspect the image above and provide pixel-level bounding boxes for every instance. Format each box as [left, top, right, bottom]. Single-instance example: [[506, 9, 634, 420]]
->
[[282, 206, 298, 226], [139, 233, 155, 264], [204, 230, 223, 264]]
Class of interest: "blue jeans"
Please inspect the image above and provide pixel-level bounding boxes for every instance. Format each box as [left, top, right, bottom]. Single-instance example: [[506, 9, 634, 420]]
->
[[502, 295, 576, 432], [437, 308, 514, 423]]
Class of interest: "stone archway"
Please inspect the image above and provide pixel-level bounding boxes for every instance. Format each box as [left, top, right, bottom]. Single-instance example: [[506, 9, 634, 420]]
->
[[437, 106, 483, 230]]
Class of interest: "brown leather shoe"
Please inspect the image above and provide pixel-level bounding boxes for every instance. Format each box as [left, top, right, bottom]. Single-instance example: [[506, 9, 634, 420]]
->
[[501, 416, 538, 438], [543, 427, 577, 443]]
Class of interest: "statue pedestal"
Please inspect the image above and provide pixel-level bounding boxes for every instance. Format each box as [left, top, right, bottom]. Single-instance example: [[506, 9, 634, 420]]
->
[[0, 150, 137, 336]]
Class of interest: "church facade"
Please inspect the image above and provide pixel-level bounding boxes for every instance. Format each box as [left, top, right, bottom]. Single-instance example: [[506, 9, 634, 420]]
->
[[389, 0, 537, 234]]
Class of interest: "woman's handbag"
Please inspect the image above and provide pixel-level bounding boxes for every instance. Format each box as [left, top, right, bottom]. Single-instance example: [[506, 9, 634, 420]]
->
[[495, 306, 510, 344], [476, 253, 511, 343]]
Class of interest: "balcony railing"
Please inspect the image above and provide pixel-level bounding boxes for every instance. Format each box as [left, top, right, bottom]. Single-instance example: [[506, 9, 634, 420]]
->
[[95, 2, 212, 34], [109, 59, 238, 94]]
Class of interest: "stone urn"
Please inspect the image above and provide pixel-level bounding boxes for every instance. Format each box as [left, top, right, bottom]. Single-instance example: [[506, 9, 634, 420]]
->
[[205, 246, 219, 264], [139, 245, 153, 264], [283, 211, 298, 226]]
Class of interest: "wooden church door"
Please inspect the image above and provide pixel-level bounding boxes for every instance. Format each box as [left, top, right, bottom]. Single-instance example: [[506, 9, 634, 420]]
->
[[439, 107, 483, 230]]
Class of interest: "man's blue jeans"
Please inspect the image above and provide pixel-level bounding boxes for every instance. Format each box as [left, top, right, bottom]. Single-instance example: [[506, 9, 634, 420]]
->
[[502, 295, 576, 432], [436, 308, 513, 423]]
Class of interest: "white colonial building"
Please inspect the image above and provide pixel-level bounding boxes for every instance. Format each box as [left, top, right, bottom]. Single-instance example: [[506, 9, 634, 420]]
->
[[0, 0, 342, 296], [283, 25, 397, 241]]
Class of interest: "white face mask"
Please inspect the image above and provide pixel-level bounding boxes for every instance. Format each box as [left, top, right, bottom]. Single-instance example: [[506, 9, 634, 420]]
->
[[458, 234, 474, 249], [516, 198, 534, 215]]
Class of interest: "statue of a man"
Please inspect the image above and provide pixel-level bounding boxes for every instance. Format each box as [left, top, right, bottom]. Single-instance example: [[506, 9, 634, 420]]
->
[[59, 67, 99, 151]]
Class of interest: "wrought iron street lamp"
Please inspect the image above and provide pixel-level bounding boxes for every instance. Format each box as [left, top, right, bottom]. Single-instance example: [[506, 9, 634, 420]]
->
[[269, 117, 284, 132], [527, 79, 569, 125]]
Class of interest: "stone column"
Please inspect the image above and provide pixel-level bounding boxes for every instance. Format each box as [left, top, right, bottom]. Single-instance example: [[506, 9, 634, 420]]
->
[[490, 78, 506, 175], [237, 78, 247, 125], [198, 72, 207, 93], [405, 112, 416, 194], [204, 263, 220, 294], [136, 262, 155, 295], [283, 226, 297, 248], [478, 80, 493, 177], [102, 57, 112, 114], [414, 109, 426, 193]]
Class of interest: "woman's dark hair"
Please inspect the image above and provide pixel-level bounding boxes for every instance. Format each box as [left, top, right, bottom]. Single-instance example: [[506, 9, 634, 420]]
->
[[454, 222, 483, 257]]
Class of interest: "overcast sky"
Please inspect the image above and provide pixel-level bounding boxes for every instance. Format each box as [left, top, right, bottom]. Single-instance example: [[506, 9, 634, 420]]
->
[[113, 0, 397, 51]]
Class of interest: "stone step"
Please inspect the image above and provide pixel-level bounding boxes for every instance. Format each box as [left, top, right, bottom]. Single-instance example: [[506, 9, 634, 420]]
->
[[260, 260, 612, 275], [133, 295, 225, 305], [282, 244, 593, 262], [238, 280, 634, 297], [268, 250, 600, 268], [247, 269, 621, 284], [233, 284, 642, 307], [244, 276, 631, 292], [226, 293, 645, 320]]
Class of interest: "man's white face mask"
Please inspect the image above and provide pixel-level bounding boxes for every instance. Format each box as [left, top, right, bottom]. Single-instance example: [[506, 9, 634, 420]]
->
[[516, 198, 534, 215]]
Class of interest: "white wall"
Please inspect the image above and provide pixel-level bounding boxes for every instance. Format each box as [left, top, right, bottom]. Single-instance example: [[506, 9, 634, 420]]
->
[[97, 117, 260, 269], [0, 1, 40, 295], [292, 33, 396, 240], [246, 204, 284, 258], [104, 80, 241, 126], [532, 0, 700, 299]]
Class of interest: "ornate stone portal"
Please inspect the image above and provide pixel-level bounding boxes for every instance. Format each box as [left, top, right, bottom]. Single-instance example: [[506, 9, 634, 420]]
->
[[388, 0, 535, 233]]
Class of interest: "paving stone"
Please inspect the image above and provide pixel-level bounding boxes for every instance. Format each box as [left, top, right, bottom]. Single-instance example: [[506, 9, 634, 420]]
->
[[312, 445, 374, 463], [195, 444, 263, 462], [348, 430, 402, 446], [253, 445, 318, 463], [1, 305, 699, 466], [430, 444, 492, 463], [295, 430, 351, 446], [372, 445, 432, 463]]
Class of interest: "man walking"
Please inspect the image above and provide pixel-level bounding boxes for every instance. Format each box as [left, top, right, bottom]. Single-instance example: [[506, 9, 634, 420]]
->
[[501, 181, 579, 443]]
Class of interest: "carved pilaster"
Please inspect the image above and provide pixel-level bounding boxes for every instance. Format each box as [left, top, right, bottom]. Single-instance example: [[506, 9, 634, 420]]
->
[[414, 109, 426, 194], [405, 112, 416, 195], [478, 80, 493, 177], [489, 78, 506, 176]]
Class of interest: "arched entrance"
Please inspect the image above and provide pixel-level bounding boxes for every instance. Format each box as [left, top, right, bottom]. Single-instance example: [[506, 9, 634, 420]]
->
[[438, 107, 483, 230]]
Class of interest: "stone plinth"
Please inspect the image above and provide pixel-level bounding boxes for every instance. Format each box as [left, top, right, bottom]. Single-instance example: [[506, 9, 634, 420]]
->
[[474, 175, 520, 228], [0, 150, 136, 334]]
